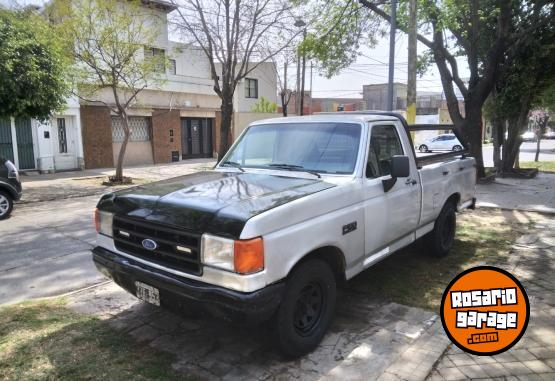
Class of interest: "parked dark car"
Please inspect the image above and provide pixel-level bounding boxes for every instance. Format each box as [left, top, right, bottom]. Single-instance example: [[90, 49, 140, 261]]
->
[[0, 158, 22, 219]]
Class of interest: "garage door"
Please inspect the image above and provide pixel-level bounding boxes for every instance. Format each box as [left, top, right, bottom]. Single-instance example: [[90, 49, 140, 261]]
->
[[111, 116, 154, 166], [0, 118, 14, 162]]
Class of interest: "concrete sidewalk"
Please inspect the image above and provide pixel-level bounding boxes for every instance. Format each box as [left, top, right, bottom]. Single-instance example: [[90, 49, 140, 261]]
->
[[476, 172, 555, 214], [18, 159, 216, 203]]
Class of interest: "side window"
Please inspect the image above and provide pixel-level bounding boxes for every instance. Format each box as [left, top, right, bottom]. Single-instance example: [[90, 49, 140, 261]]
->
[[366, 125, 404, 178]]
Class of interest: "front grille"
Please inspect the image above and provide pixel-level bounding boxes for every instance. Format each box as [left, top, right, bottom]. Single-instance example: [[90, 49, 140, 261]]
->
[[112, 216, 202, 275]]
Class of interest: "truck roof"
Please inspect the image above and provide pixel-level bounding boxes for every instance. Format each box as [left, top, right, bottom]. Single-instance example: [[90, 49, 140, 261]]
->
[[250, 113, 400, 126]]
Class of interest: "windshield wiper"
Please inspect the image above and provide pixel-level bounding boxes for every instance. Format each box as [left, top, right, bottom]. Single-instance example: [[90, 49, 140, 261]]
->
[[221, 160, 245, 172], [267, 163, 322, 178]]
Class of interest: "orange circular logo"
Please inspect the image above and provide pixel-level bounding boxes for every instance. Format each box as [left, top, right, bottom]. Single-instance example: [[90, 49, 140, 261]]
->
[[441, 266, 529, 355]]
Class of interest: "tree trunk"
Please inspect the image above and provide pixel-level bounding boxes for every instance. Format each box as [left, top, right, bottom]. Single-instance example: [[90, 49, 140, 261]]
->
[[492, 117, 504, 170], [534, 133, 541, 162], [458, 104, 486, 178], [114, 111, 130, 182], [218, 100, 234, 160], [502, 95, 531, 172], [502, 117, 519, 172], [281, 92, 288, 117]]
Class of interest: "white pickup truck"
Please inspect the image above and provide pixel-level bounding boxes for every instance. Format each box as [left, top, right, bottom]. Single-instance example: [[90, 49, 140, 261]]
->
[[93, 112, 476, 357]]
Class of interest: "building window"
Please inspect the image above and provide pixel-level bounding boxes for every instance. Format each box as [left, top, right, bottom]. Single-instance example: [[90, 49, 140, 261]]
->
[[245, 78, 258, 98], [168, 59, 176, 75], [145, 47, 166, 73], [57, 118, 67, 153], [111, 116, 151, 143]]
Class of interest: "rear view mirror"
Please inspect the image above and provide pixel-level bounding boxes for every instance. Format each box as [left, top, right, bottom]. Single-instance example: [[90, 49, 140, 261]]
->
[[390, 155, 410, 178]]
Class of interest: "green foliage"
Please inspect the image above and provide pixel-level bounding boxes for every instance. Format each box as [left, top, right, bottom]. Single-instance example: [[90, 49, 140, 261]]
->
[[0, 8, 70, 120], [251, 97, 278, 113], [49, 0, 165, 107], [299, 0, 383, 78]]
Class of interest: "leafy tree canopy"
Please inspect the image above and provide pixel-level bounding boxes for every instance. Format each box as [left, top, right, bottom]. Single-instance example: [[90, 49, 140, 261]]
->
[[297, 0, 383, 78], [0, 8, 70, 120]]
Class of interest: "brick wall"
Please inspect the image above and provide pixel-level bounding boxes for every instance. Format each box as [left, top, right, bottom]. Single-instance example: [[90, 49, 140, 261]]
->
[[80, 105, 114, 169], [152, 109, 181, 164]]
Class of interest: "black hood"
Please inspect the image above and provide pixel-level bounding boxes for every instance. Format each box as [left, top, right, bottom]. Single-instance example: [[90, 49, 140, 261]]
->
[[97, 171, 335, 238]]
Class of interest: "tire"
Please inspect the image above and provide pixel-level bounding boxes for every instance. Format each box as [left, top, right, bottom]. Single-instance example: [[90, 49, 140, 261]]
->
[[0, 190, 13, 220], [452, 145, 462, 151], [426, 201, 457, 257], [274, 259, 337, 358], [419, 145, 429, 153]]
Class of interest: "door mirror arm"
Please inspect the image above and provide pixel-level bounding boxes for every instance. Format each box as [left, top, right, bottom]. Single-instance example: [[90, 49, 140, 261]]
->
[[382, 177, 397, 192]]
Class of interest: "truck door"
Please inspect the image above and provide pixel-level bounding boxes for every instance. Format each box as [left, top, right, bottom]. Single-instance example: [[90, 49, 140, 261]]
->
[[363, 123, 421, 262]]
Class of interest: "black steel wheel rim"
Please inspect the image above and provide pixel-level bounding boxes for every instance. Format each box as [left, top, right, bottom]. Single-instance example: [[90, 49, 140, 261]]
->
[[293, 281, 324, 336]]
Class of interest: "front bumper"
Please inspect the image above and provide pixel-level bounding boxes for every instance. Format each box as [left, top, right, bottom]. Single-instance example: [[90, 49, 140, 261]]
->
[[92, 247, 284, 323]]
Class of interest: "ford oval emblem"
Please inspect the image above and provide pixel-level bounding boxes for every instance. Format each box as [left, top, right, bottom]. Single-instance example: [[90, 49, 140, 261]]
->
[[142, 239, 158, 251]]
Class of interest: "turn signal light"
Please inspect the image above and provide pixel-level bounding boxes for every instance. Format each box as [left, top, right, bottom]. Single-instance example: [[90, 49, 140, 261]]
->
[[234, 238, 264, 274], [94, 208, 100, 233]]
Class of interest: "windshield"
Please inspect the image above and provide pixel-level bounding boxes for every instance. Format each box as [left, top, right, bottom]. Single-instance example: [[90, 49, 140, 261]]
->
[[222, 123, 362, 175]]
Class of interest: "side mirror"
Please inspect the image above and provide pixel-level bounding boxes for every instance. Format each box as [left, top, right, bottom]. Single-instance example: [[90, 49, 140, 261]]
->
[[382, 155, 410, 192], [390, 155, 410, 178]]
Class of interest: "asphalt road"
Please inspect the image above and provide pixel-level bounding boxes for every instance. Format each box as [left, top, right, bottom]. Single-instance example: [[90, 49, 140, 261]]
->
[[0, 140, 553, 305], [0, 195, 104, 305], [416, 139, 555, 166]]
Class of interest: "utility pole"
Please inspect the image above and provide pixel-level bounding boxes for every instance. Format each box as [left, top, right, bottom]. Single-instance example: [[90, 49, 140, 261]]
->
[[387, 0, 397, 111], [309, 61, 313, 115], [406, 0, 417, 125], [300, 28, 307, 116], [296, 53, 301, 115], [283, 61, 288, 116]]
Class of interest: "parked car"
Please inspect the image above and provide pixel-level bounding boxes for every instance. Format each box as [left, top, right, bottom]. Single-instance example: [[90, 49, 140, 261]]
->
[[543, 130, 555, 139], [418, 133, 463, 153], [521, 131, 537, 142], [92, 113, 476, 357], [0, 158, 22, 220]]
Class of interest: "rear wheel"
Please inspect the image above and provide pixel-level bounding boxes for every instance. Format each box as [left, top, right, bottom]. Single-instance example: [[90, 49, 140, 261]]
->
[[274, 259, 336, 358], [419, 145, 429, 153], [426, 202, 457, 257], [0, 190, 13, 220], [452, 145, 462, 151]]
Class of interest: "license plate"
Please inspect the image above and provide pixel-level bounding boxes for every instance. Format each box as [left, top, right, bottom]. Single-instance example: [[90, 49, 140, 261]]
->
[[135, 281, 160, 306]]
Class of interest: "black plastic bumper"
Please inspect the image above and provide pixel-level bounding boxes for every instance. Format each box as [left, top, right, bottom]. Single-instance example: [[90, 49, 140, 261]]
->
[[92, 247, 284, 323]]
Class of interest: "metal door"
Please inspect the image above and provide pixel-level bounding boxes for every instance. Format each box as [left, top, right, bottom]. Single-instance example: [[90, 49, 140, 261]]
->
[[15, 118, 35, 169], [53, 117, 78, 170], [0, 118, 14, 162], [181, 118, 213, 159]]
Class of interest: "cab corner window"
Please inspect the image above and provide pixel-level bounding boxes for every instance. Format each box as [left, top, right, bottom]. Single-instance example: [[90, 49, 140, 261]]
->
[[366, 125, 404, 178]]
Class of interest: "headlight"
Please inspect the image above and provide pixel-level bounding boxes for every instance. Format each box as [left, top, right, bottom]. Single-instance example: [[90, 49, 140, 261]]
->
[[94, 209, 113, 237], [201, 234, 264, 274]]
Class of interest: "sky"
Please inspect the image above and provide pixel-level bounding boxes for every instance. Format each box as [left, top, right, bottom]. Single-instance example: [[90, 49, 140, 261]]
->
[[2, 0, 471, 100]]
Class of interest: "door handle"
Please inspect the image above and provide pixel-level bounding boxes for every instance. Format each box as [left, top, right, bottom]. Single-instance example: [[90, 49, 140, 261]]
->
[[405, 178, 417, 186], [442, 170, 449, 176]]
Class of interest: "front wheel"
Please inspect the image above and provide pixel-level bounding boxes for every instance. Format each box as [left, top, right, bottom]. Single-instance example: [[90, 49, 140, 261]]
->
[[426, 202, 457, 257], [452, 145, 463, 151], [274, 259, 336, 358], [0, 191, 13, 220], [419, 145, 429, 153]]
